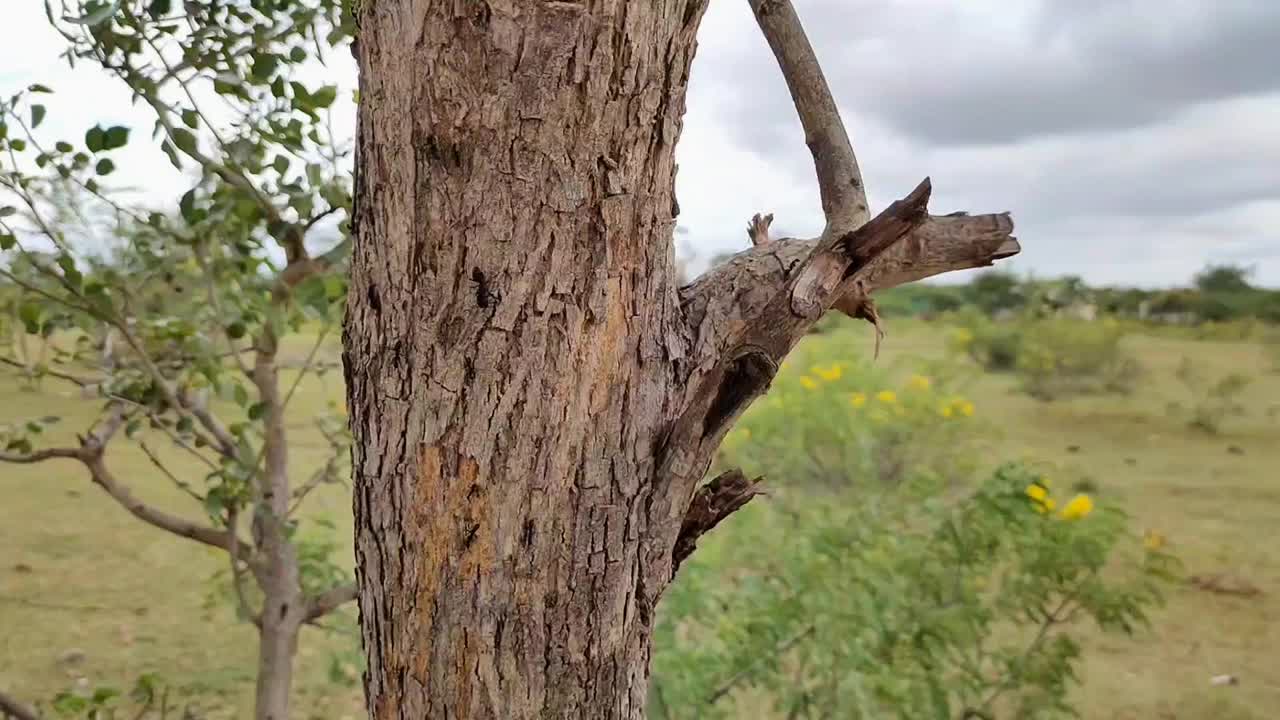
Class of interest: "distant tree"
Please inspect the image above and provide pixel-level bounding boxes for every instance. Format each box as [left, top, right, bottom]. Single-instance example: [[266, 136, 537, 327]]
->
[[1194, 264, 1254, 294], [968, 270, 1024, 315]]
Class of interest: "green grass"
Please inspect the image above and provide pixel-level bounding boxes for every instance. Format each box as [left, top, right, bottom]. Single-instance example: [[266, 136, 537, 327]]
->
[[3, 321, 1279, 718]]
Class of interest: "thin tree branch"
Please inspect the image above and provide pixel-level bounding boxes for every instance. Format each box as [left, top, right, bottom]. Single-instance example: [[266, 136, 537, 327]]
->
[[303, 582, 358, 624], [748, 0, 868, 230], [0, 446, 82, 464], [137, 440, 205, 503], [227, 506, 263, 629]]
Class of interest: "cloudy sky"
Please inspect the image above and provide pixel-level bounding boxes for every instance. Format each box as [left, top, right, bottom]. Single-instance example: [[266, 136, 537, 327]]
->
[[3, 0, 1277, 288]]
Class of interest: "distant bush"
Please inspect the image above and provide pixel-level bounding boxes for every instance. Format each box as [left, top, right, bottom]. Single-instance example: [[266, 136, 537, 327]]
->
[[1167, 357, 1251, 435], [718, 335, 983, 488], [947, 314, 1141, 400], [654, 463, 1175, 720], [1015, 318, 1142, 400]]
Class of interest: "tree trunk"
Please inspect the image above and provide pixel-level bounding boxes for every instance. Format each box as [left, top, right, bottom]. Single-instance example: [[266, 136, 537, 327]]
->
[[253, 616, 300, 720], [345, 2, 707, 717], [345, 2, 1021, 718], [252, 329, 305, 720]]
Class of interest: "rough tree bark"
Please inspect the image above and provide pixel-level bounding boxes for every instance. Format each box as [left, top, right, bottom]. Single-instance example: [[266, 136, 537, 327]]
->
[[343, 2, 1019, 719]]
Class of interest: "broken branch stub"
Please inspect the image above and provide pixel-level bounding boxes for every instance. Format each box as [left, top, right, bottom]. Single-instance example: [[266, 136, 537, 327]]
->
[[790, 178, 933, 320], [673, 468, 764, 573]]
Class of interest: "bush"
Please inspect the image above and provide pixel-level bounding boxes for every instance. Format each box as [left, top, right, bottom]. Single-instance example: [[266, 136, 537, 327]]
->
[[1167, 357, 1251, 434], [947, 314, 1141, 400], [1014, 318, 1142, 400], [718, 335, 983, 489], [653, 463, 1174, 720]]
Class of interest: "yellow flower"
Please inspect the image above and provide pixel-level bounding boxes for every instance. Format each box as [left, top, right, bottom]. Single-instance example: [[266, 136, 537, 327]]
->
[[876, 390, 898, 404], [939, 405, 955, 418], [1026, 483, 1055, 514], [800, 375, 819, 390], [908, 375, 932, 391], [849, 392, 867, 408], [814, 364, 844, 382], [1060, 494, 1094, 521], [1143, 529, 1166, 550], [958, 400, 975, 418]]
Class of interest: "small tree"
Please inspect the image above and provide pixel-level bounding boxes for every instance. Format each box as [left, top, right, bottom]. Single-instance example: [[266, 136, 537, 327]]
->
[[1, 2, 357, 718]]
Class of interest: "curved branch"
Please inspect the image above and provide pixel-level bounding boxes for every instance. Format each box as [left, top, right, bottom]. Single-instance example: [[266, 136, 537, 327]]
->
[[748, 0, 868, 230], [0, 447, 82, 464], [303, 582, 357, 623]]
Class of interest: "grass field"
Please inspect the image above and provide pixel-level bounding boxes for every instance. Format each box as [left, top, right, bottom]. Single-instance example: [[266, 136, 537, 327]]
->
[[2, 319, 1278, 718]]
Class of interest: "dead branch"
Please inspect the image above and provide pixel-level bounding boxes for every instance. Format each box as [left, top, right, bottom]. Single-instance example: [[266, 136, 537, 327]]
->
[[673, 469, 764, 574]]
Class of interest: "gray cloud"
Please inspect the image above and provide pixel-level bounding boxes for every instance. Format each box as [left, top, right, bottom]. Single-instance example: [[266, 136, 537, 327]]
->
[[696, 0, 1280, 147], [671, 1, 1280, 287]]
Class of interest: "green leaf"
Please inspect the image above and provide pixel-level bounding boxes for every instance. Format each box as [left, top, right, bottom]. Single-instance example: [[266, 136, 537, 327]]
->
[[18, 303, 42, 334], [251, 52, 279, 81], [0, 206, 15, 217], [57, 254, 82, 290], [27, 83, 53, 94], [95, 158, 116, 175], [179, 189, 197, 223], [160, 139, 182, 169], [248, 402, 267, 421], [125, 418, 143, 438], [289, 47, 307, 63], [147, 0, 172, 17], [0, 233, 15, 250], [55, 140, 73, 153], [85, 125, 105, 152], [52, 692, 89, 713], [31, 104, 46, 128], [226, 321, 247, 339], [91, 687, 120, 704], [85, 178, 98, 192], [8, 138, 25, 152], [312, 85, 338, 108], [171, 127, 198, 156], [181, 109, 199, 129], [103, 125, 130, 150], [272, 155, 290, 175], [232, 384, 250, 408], [65, 0, 123, 26]]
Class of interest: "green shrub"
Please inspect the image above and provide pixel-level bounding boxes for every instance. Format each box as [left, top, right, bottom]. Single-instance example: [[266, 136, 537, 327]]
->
[[1167, 357, 1251, 434], [1014, 318, 1142, 400], [718, 334, 983, 489], [653, 463, 1174, 720], [947, 314, 1141, 400]]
